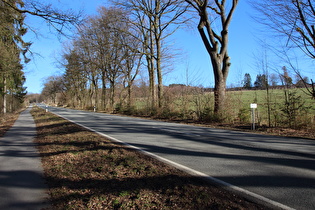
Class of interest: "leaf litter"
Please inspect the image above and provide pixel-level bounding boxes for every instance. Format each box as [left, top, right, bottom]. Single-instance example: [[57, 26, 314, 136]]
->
[[31, 107, 269, 209]]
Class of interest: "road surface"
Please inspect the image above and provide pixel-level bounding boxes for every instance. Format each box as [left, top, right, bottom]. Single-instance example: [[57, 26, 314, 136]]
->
[[42, 105, 315, 210]]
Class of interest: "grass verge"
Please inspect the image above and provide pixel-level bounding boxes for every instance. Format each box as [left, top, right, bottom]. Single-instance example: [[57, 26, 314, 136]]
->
[[31, 107, 267, 209]]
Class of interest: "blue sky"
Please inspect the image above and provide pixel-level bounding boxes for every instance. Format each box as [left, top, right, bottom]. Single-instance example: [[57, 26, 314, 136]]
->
[[23, 0, 314, 94]]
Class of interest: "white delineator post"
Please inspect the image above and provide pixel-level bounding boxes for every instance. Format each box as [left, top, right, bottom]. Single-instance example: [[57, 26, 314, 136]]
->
[[250, 103, 257, 130]]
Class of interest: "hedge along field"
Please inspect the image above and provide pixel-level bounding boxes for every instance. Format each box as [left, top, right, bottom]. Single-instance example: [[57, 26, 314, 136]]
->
[[129, 87, 314, 131]]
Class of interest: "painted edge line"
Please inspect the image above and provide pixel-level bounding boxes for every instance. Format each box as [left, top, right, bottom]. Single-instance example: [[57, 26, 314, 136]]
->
[[51, 111, 295, 210]]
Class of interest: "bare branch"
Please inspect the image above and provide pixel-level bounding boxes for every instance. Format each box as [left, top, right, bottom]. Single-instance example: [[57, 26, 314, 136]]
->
[[251, 0, 315, 59], [2, 0, 82, 37]]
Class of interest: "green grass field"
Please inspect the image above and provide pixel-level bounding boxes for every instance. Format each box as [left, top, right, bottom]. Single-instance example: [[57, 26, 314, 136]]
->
[[129, 87, 314, 130], [117, 86, 315, 130], [226, 88, 314, 126], [229, 88, 314, 107]]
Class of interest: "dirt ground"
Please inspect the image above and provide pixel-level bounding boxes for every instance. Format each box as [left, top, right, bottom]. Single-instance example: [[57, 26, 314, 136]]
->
[[0, 111, 20, 137]]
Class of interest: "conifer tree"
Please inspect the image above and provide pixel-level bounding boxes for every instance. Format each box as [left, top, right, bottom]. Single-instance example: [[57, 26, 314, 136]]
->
[[0, 0, 29, 113], [0, 0, 81, 113]]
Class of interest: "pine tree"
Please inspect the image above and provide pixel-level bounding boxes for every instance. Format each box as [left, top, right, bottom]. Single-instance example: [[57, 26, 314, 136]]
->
[[0, 0, 29, 113], [254, 74, 268, 89], [242, 73, 252, 89]]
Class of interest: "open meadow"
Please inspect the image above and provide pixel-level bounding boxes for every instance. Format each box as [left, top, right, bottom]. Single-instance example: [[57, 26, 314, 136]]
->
[[124, 87, 315, 137]]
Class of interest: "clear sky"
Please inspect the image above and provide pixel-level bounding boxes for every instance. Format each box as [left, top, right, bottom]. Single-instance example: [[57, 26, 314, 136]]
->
[[23, 0, 314, 94]]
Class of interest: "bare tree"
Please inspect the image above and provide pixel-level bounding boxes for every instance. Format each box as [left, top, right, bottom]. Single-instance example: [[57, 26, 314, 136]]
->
[[63, 7, 140, 111], [253, 47, 272, 127], [184, 0, 239, 118], [74, 33, 100, 109], [252, 0, 315, 59], [89, 7, 130, 110], [119, 32, 143, 110], [41, 75, 65, 105], [252, 0, 315, 99], [114, 0, 187, 108], [282, 51, 315, 99]]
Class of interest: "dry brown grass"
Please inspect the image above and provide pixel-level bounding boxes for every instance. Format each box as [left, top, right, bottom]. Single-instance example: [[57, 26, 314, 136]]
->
[[0, 111, 21, 137], [31, 107, 267, 209]]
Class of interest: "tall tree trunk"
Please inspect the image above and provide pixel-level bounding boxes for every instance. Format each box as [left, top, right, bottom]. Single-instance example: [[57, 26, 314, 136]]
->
[[156, 38, 163, 108], [155, 0, 163, 108], [126, 84, 131, 109], [101, 71, 107, 111], [210, 53, 229, 115], [110, 81, 115, 111], [91, 77, 98, 109], [148, 62, 156, 109], [3, 76, 7, 114], [213, 77, 227, 115], [148, 25, 156, 110]]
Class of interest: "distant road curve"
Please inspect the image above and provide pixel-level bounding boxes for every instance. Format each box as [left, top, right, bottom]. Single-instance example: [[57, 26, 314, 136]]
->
[[40, 105, 315, 210]]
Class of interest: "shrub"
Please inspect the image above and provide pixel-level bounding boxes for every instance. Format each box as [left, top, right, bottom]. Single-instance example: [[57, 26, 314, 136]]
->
[[238, 108, 250, 123]]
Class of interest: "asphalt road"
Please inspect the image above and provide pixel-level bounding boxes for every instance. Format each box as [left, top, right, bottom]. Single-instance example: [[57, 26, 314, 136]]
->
[[43, 105, 315, 210]]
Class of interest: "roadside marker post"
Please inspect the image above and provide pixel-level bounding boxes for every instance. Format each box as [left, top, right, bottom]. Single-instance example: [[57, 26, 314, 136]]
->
[[250, 103, 257, 130], [46, 106, 48, 113]]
